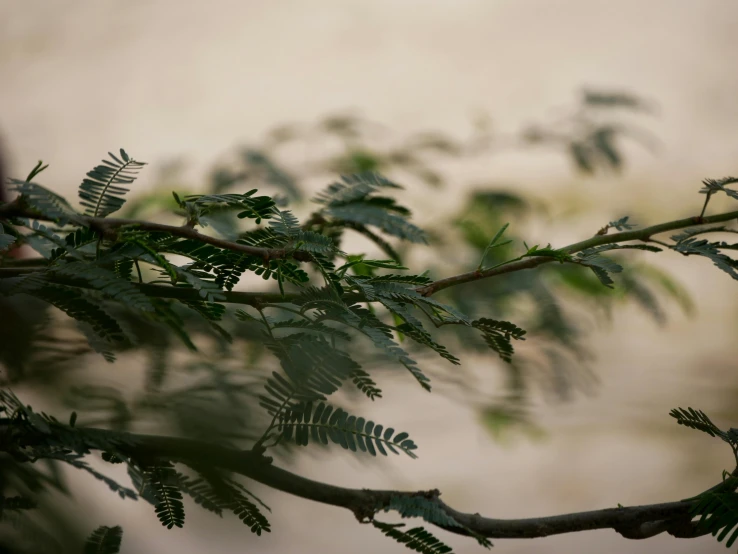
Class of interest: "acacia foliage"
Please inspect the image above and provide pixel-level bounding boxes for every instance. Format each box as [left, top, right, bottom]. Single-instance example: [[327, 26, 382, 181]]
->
[[1, 96, 738, 552]]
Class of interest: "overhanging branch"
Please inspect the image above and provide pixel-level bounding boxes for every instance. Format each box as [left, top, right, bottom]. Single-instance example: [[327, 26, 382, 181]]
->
[[417, 210, 738, 296], [0, 421, 703, 542]]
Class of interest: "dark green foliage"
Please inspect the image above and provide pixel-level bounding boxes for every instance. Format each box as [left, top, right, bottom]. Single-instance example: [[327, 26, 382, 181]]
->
[[669, 407, 735, 444], [671, 237, 738, 281], [472, 318, 527, 363], [268, 209, 301, 237], [78, 150, 146, 218], [574, 250, 623, 288], [178, 190, 276, 223], [11, 274, 127, 347], [178, 476, 271, 535], [350, 368, 383, 400], [700, 177, 738, 201], [83, 525, 123, 554], [263, 333, 362, 401], [61, 456, 138, 501], [51, 261, 155, 312], [1, 102, 736, 554], [314, 173, 428, 244], [290, 286, 433, 390], [608, 216, 636, 231], [373, 521, 454, 554], [50, 226, 99, 260], [8, 180, 79, 222], [145, 465, 185, 529], [690, 492, 738, 549], [279, 402, 418, 458], [380, 495, 492, 549]]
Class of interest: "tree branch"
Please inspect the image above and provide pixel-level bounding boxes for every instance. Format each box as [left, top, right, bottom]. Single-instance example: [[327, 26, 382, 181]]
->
[[0, 200, 312, 262], [417, 210, 738, 296], [0, 421, 702, 542], [3, 200, 737, 306]]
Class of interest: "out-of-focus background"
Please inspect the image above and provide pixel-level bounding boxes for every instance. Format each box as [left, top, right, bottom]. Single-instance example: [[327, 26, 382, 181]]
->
[[1, 1, 737, 553]]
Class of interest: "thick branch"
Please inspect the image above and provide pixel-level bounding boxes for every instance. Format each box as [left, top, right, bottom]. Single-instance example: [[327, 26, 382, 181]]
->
[[0, 421, 702, 542], [417, 210, 738, 296]]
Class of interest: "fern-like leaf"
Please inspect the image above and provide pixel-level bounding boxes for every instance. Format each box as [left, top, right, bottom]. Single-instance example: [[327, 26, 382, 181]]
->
[[51, 261, 155, 312], [690, 491, 738, 549], [314, 173, 427, 244], [8, 180, 79, 222], [313, 172, 402, 205], [268, 209, 301, 237], [84, 525, 123, 554], [372, 521, 453, 554], [350, 368, 383, 400], [279, 401, 418, 458], [178, 475, 271, 535], [146, 465, 185, 529], [79, 149, 146, 218], [265, 334, 362, 399], [669, 407, 732, 443], [327, 203, 427, 244], [380, 495, 493, 549], [700, 177, 738, 201], [671, 238, 738, 281], [180, 190, 276, 223], [12, 273, 128, 346], [472, 318, 527, 363], [378, 296, 460, 365], [575, 249, 624, 288]]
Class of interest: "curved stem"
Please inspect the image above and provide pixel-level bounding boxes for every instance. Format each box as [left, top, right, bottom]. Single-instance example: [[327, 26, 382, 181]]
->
[[418, 210, 738, 296], [0, 421, 701, 542]]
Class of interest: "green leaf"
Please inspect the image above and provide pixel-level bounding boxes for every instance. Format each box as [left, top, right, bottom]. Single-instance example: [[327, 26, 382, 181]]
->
[[671, 238, 738, 281], [9, 180, 79, 222], [472, 318, 527, 363], [183, 191, 276, 224], [700, 177, 738, 201], [51, 261, 155, 312], [11, 273, 128, 347], [24, 159, 50, 182], [670, 407, 732, 444], [280, 402, 418, 458], [372, 522, 454, 554], [268, 209, 301, 237], [78, 150, 146, 218], [146, 465, 185, 529], [84, 525, 123, 554], [327, 203, 427, 244], [478, 222, 511, 269], [608, 216, 636, 231], [315, 173, 427, 244], [689, 491, 738, 549]]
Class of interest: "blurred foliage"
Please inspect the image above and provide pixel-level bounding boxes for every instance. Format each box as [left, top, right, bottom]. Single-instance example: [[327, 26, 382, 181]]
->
[[2, 89, 736, 552]]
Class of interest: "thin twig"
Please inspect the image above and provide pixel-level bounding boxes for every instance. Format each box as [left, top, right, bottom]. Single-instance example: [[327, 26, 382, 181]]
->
[[417, 210, 738, 296]]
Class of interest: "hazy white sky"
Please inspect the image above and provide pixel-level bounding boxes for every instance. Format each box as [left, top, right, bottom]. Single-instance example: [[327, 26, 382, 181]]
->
[[1, 0, 737, 190]]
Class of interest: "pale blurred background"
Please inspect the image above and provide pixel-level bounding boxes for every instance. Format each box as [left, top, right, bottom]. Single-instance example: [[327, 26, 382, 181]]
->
[[2, 1, 738, 553]]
